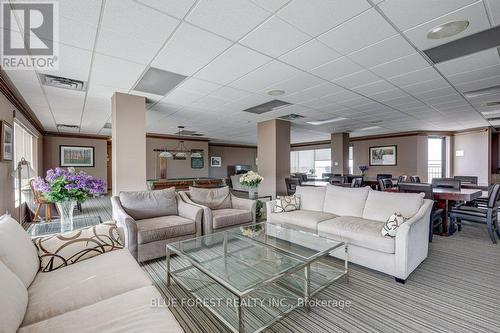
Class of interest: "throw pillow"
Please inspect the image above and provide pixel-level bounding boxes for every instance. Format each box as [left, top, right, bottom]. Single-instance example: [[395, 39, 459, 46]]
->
[[274, 195, 301, 213], [189, 186, 232, 209], [33, 222, 124, 272], [382, 212, 408, 237]]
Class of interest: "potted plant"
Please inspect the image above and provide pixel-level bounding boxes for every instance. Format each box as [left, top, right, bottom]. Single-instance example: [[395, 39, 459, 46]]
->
[[359, 165, 369, 178], [33, 167, 106, 232], [239, 171, 264, 200]]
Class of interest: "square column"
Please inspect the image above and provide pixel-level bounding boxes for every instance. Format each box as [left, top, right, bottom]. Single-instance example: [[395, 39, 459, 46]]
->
[[112, 92, 147, 195], [331, 133, 350, 175], [257, 119, 290, 198]]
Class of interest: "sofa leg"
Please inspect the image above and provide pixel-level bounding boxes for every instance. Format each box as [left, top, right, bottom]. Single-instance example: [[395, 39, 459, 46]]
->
[[395, 278, 406, 284]]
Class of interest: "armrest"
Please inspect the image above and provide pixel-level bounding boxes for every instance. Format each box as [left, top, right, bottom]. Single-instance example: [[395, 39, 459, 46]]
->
[[394, 199, 433, 279], [111, 196, 138, 260], [231, 194, 257, 223], [176, 194, 203, 237], [179, 191, 214, 235], [266, 200, 277, 221]]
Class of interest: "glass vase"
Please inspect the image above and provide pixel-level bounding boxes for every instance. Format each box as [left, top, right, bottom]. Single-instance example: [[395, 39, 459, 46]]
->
[[57, 200, 76, 232], [248, 188, 258, 200]]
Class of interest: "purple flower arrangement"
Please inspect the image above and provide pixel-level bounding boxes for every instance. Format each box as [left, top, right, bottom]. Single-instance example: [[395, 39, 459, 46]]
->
[[33, 167, 106, 203], [359, 165, 369, 176]]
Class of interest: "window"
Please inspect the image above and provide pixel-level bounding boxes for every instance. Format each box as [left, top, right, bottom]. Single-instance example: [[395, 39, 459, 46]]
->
[[428, 137, 444, 182], [14, 122, 38, 206], [348, 146, 353, 175], [291, 148, 331, 176]]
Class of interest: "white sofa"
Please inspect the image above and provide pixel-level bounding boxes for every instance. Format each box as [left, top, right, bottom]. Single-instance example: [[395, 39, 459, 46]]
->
[[266, 185, 433, 282], [0, 215, 183, 333]]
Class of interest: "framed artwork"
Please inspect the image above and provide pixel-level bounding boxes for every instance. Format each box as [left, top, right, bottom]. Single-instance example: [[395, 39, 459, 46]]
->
[[369, 145, 397, 166], [1, 121, 13, 161], [60, 145, 95, 167], [210, 156, 221, 167], [191, 150, 204, 169]]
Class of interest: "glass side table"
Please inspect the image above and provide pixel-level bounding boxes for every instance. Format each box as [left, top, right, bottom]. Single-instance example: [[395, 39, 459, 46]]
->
[[27, 216, 102, 238]]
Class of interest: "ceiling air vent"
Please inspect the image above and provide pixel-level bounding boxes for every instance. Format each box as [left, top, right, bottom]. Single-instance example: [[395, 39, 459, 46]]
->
[[57, 124, 80, 130], [278, 114, 305, 120], [243, 100, 291, 114], [40, 74, 86, 91], [103, 122, 112, 129], [134, 67, 187, 96]]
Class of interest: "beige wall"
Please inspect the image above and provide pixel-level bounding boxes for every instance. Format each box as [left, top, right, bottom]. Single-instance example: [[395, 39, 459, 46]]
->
[[452, 130, 490, 185], [43, 136, 108, 183], [0, 93, 15, 218], [352, 134, 428, 182], [146, 137, 209, 179], [208, 145, 257, 179]]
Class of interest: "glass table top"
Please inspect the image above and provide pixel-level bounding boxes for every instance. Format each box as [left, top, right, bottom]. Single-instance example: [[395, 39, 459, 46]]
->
[[168, 222, 344, 295], [28, 216, 102, 237]]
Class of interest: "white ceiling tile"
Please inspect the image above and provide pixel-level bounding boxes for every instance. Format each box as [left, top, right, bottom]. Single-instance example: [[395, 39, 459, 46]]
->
[[278, 0, 371, 36], [283, 83, 344, 103], [436, 48, 500, 76], [334, 70, 381, 89], [45, 87, 85, 125], [135, 0, 196, 19], [259, 72, 325, 95], [186, 0, 270, 41], [90, 54, 146, 89], [447, 65, 500, 86], [348, 35, 415, 68], [369, 88, 409, 102], [152, 23, 232, 76], [402, 78, 450, 94], [176, 78, 221, 95], [388, 67, 442, 87], [240, 16, 311, 57], [41, 16, 98, 51], [208, 86, 252, 101], [485, 0, 500, 26], [229, 60, 299, 92], [311, 56, 364, 81], [370, 53, 430, 78], [318, 8, 397, 54], [194, 44, 271, 85], [378, 0, 478, 31], [250, 0, 289, 12], [404, 2, 491, 50], [39, 44, 92, 81], [162, 88, 205, 105], [279, 39, 342, 70], [455, 75, 500, 93], [353, 80, 396, 96], [58, 0, 101, 26]]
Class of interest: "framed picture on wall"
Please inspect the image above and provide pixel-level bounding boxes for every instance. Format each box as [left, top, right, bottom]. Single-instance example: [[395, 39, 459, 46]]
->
[[1, 121, 13, 161], [369, 145, 397, 166], [210, 156, 221, 167], [60, 145, 95, 167], [191, 150, 204, 169]]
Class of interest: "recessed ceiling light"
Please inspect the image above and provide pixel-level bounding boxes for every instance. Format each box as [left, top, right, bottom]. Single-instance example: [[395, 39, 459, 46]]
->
[[357, 126, 381, 131], [427, 21, 469, 39], [267, 89, 285, 96], [482, 101, 500, 107], [464, 85, 500, 99], [481, 110, 500, 117], [307, 117, 347, 125]]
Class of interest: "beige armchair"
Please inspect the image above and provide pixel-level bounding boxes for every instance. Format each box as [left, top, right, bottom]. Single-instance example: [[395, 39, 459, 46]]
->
[[179, 186, 256, 235], [111, 188, 203, 262]]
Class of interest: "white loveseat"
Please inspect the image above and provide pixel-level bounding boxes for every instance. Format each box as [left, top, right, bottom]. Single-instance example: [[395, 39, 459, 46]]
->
[[266, 185, 433, 282], [0, 215, 183, 333]]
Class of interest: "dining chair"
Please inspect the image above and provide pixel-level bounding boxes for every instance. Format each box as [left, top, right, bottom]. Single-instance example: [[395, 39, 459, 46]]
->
[[29, 179, 53, 222], [453, 175, 478, 185], [329, 175, 347, 184], [321, 173, 333, 179], [293, 173, 308, 182], [450, 183, 500, 244], [285, 177, 301, 195], [431, 178, 461, 190], [377, 174, 392, 180], [398, 175, 408, 183], [399, 183, 444, 242], [351, 177, 363, 188], [378, 178, 393, 191], [410, 175, 421, 183]]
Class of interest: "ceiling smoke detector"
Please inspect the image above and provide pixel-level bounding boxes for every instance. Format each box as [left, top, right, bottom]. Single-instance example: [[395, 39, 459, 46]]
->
[[40, 74, 87, 91], [267, 89, 285, 96], [427, 20, 469, 39]]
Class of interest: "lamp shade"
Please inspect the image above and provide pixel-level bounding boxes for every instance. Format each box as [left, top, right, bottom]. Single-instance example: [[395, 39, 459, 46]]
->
[[11, 158, 37, 179]]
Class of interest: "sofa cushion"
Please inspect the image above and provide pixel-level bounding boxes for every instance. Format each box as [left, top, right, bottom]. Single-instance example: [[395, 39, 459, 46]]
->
[[318, 216, 395, 253], [33, 222, 123, 272], [268, 210, 337, 233], [362, 190, 425, 222], [137, 215, 196, 244], [212, 209, 253, 229], [0, 261, 28, 333], [295, 186, 326, 211], [189, 186, 232, 209], [323, 185, 371, 217], [0, 214, 39, 287], [23, 249, 152, 326], [119, 188, 178, 220], [19, 286, 183, 333]]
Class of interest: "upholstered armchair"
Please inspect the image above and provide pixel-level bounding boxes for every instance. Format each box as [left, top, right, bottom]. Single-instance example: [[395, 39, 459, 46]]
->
[[179, 186, 256, 235], [111, 188, 203, 262]]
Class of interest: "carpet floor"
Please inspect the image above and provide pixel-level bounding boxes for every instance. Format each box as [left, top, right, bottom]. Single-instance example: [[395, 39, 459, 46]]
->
[[78, 196, 500, 333]]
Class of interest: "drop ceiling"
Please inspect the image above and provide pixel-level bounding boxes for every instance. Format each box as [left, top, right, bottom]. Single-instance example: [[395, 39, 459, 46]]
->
[[2, 0, 500, 144]]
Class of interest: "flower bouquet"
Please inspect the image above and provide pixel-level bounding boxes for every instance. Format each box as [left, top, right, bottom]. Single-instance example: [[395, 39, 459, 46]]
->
[[33, 167, 106, 231], [359, 165, 369, 177], [239, 171, 264, 199]]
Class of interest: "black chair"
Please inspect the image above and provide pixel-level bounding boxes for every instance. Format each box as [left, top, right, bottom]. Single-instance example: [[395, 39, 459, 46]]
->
[[329, 175, 347, 184], [378, 178, 393, 191], [453, 175, 478, 185], [351, 177, 363, 188], [293, 173, 308, 182], [285, 177, 301, 195], [398, 175, 408, 184], [322, 173, 333, 180], [431, 178, 461, 190], [450, 183, 500, 244], [377, 174, 393, 181], [410, 175, 421, 183], [399, 183, 444, 242]]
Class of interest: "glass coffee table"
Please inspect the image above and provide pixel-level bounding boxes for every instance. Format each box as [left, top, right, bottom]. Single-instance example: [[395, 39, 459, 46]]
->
[[166, 222, 348, 333], [27, 216, 102, 238]]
